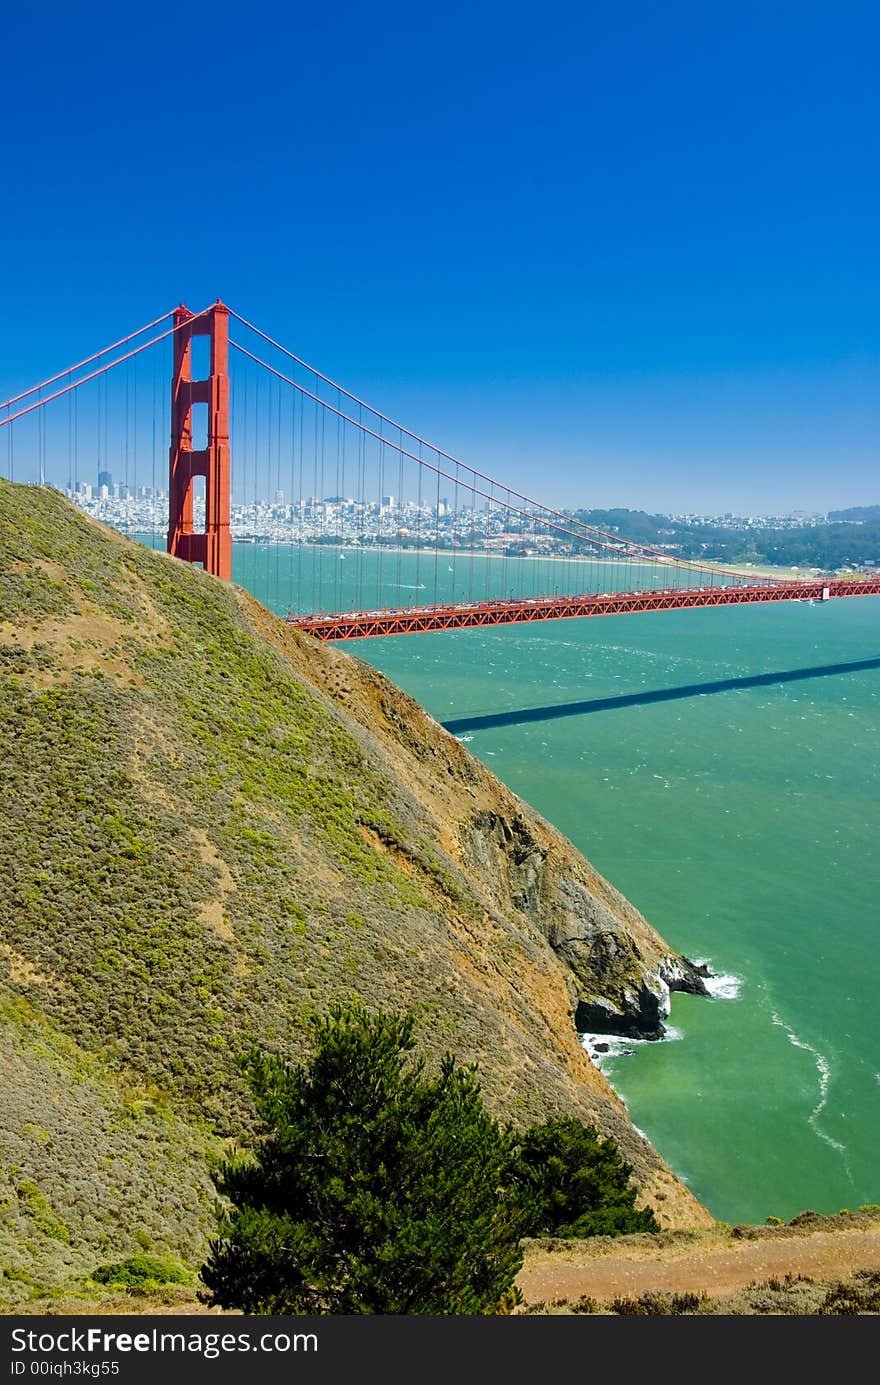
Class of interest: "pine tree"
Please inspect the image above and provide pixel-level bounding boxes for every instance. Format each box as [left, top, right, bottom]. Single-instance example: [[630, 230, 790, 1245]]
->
[[200, 1003, 529, 1314]]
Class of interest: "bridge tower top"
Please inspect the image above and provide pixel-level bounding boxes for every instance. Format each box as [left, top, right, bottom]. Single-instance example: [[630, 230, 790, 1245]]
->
[[167, 301, 231, 580]]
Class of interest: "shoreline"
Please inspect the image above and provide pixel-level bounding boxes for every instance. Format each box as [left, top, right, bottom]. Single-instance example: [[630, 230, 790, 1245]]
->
[[236, 542, 822, 579], [130, 531, 832, 580]]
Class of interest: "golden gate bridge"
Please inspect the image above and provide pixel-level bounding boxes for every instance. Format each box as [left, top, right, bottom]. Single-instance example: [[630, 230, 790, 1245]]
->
[[2, 300, 878, 638]]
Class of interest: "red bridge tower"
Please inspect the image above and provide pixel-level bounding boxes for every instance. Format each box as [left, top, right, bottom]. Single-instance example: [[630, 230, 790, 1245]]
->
[[167, 300, 231, 580]]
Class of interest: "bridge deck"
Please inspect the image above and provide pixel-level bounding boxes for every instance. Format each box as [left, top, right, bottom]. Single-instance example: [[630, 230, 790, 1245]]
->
[[286, 578, 880, 641]]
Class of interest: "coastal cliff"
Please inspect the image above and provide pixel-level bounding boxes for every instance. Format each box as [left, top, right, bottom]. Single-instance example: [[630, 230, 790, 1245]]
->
[[0, 480, 714, 1305], [261, 601, 711, 1041]]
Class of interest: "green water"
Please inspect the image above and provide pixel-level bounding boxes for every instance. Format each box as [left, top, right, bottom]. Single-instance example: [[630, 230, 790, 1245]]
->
[[220, 543, 880, 1224]]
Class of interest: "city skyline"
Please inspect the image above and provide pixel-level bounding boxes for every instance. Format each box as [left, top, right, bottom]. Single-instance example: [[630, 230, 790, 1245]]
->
[[2, 3, 877, 516], [66, 471, 871, 533]]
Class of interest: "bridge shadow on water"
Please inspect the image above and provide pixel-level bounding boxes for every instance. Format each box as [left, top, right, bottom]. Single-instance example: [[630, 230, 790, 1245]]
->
[[441, 657, 880, 735]]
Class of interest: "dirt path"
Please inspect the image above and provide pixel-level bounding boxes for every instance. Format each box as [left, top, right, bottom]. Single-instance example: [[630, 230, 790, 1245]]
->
[[517, 1217, 880, 1307]]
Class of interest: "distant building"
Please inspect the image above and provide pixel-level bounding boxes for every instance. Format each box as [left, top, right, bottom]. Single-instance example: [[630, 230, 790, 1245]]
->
[[98, 470, 113, 492]]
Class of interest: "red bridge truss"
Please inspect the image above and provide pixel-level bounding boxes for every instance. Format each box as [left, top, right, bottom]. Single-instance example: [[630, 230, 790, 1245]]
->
[[287, 578, 880, 641]]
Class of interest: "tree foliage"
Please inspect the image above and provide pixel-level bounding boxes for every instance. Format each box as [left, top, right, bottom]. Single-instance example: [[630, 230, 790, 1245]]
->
[[515, 1117, 659, 1238], [200, 1003, 529, 1314], [200, 1004, 659, 1315]]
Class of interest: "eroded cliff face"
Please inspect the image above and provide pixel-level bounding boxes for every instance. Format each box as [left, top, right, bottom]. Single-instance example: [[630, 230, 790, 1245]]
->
[[459, 807, 709, 1038], [257, 613, 709, 1033]]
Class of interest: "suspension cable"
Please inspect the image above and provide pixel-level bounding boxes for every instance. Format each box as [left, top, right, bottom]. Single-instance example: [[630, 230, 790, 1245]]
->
[[229, 339, 779, 585], [227, 315, 776, 584], [226, 305, 728, 571], [0, 309, 179, 410], [0, 310, 213, 430]]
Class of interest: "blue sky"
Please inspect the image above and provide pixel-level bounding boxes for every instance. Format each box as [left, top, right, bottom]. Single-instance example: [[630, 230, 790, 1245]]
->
[[2, 0, 877, 513]]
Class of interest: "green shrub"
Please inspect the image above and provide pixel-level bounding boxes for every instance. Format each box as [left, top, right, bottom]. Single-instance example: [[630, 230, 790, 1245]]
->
[[513, 1117, 660, 1238], [819, 1270, 880, 1315], [610, 1290, 708, 1315], [91, 1254, 191, 1288]]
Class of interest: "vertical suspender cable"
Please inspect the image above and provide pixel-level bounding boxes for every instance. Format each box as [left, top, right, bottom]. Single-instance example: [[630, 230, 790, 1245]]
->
[[451, 463, 459, 604], [297, 386, 304, 613], [311, 388, 319, 609], [356, 405, 365, 611], [468, 471, 475, 601], [67, 388, 73, 494], [272, 375, 279, 614], [433, 464, 440, 605], [318, 405, 326, 612], [242, 364, 251, 595], [396, 429, 404, 603], [340, 403, 347, 610], [287, 382, 295, 616], [124, 358, 130, 508], [377, 420, 384, 608], [415, 442, 423, 599], [151, 344, 157, 549], [254, 367, 261, 601], [132, 353, 138, 522]]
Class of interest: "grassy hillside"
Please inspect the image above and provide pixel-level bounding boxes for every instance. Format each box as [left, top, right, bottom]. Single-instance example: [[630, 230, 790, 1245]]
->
[[0, 481, 712, 1307]]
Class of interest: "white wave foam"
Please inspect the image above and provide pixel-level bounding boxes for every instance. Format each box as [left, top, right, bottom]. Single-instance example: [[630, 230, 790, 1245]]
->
[[770, 1011, 847, 1155], [705, 972, 742, 1000], [690, 959, 742, 1000], [454, 734, 473, 743], [580, 1027, 682, 1065]]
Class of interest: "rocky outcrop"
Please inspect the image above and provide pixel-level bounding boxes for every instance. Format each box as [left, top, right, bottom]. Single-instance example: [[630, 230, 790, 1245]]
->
[[460, 808, 709, 1038]]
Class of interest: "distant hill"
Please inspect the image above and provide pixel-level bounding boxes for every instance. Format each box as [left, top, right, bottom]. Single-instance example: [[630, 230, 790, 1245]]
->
[[0, 481, 713, 1307], [827, 505, 880, 523], [569, 508, 880, 569]]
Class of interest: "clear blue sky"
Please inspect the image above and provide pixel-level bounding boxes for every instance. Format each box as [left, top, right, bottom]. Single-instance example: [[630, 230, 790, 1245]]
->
[[2, 0, 877, 514]]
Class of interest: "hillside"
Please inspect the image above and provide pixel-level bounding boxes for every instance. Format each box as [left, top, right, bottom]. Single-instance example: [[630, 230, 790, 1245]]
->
[[569, 506, 880, 570], [0, 480, 715, 1308]]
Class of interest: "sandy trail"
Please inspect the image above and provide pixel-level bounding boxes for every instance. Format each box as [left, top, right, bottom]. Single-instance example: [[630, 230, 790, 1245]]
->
[[517, 1224, 880, 1306]]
